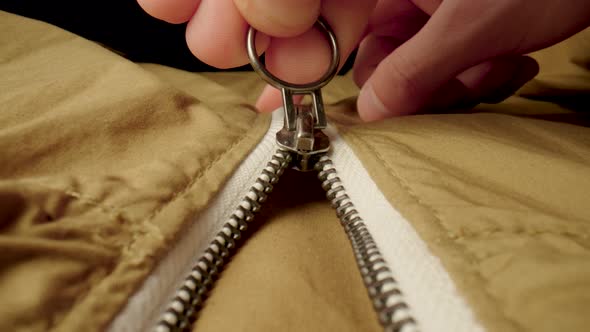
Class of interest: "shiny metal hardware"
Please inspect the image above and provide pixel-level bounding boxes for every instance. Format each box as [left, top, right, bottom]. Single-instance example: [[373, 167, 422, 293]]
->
[[153, 20, 415, 332], [247, 18, 340, 171], [275, 104, 330, 171]]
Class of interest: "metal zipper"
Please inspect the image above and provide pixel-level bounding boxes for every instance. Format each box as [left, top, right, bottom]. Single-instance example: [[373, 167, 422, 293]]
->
[[315, 156, 418, 332], [154, 17, 418, 332], [154, 149, 292, 332], [153, 148, 418, 332]]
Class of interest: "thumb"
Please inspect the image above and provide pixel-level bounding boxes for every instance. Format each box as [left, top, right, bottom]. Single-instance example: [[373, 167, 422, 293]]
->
[[357, 1, 506, 120], [233, 0, 321, 38]]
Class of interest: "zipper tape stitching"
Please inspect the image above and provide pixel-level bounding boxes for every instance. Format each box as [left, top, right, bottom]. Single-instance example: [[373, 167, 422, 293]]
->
[[153, 149, 292, 332], [134, 110, 484, 332], [327, 128, 487, 332], [139, 118, 257, 231], [108, 114, 282, 332], [315, 156, 419, 332], [352, 131, 518, 330]]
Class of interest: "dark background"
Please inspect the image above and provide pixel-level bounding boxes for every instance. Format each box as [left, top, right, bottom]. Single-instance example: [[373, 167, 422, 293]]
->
[[0, 0, 355, 73]]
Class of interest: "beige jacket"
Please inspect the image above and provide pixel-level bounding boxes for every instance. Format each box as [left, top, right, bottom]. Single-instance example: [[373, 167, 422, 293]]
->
[[1, 10, 589, 332]]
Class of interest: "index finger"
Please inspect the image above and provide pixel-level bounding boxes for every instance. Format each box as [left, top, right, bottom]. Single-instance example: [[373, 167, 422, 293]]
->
[[234, 0, 322, 38], [256, 0, 377, 112]]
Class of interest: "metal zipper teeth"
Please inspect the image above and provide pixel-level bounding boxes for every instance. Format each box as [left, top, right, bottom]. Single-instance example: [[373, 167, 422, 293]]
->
[[154, 149, 292, 332], [154, 150, 418, 332], [315, 155, 419, 332]]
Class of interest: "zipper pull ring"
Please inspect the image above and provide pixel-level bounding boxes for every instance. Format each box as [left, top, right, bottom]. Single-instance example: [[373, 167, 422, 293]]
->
[[246, 18, 340, 171]]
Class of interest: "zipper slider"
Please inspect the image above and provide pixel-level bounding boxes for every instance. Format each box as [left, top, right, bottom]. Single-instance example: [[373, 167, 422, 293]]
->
[[154, 20, 418, 332], [246, 18, 340, 171], [275, 103, 330, 171]]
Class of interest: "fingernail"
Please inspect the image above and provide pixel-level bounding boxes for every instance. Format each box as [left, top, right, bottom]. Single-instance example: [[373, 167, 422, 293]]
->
[[358, 84, 391, 122]]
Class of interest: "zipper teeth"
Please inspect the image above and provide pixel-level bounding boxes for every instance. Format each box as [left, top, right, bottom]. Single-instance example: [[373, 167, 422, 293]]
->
[[153, 150, 419, 332], [315, 155, 419, 332], [153, 149, 292, 332]]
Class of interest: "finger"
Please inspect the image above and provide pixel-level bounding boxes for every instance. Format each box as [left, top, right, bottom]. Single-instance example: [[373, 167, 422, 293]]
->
[[353, 35, 401, 88], [264, 0, 377, 84], [480, 56, 539, 103], [428, 56, 539, 111], [357, 0, 514, 121], [410, 0, 442, 15], [353, 0, 428, 88], [137, 0, 201, 24], [368, 0, 431, 37], [319, 0, 378, 62], [420, 78, 471, 112], [255, 85, 304, 113], [256, 0, 377, 112], [185, 0, 270, 68], [233, 0, 321, 38], [457, 56, 524, 101], [265, 28, 333, 84]]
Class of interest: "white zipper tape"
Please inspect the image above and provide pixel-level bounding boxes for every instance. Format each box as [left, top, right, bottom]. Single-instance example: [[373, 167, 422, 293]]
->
[[107, 115, 283, 332], [325, 123, 486, 332], [109, 109, 485, 332]]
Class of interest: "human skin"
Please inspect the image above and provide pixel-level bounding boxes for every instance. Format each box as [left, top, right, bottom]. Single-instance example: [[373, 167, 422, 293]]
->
[[137, 0, 590, 121]]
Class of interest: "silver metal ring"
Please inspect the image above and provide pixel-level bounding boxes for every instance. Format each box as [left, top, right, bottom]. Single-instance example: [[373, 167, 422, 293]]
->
[[246, 18, 340, 92]]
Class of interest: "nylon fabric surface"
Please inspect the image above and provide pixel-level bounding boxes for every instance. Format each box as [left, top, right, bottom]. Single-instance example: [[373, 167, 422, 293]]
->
[[190, 169, 382, 332], [330, 29, 590, 332], [2, 8, 590, 332], [0, 11, 269, 332]]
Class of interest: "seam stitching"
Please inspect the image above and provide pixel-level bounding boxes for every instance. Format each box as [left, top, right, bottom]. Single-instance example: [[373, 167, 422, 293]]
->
[[36, 113, 263, 331], [348, 131, 525, 331], [123, 114, 264, 254], [144, 119, 258, 224], [13, 182, 123, 221]]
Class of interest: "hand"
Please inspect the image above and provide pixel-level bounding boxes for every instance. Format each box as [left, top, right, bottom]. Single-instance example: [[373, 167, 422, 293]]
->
[[353, 0, 590, 120], [137, 0, 590, 121], [136, 0, 376, 112]]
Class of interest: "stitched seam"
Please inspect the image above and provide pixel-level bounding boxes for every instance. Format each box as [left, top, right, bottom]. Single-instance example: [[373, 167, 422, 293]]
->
[[39, 113, 263, 331], [100, 115, 260, 331], [25, 114, 263, 232], [457, 227, 590, 239], [13, 185, 125, 331], [348, 131, 526, 331], [144, 119, 257, 222], [12, 182, 123, 221], [11, 182, 136, 254], [125, 114, 264, 252]]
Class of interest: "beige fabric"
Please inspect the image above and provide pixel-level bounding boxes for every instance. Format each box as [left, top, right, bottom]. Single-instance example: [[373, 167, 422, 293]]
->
[[0, 12, 270, 331], [2, 9, 590, 332], [193, 170, 381, 332], [332, 30, 590, 332]]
